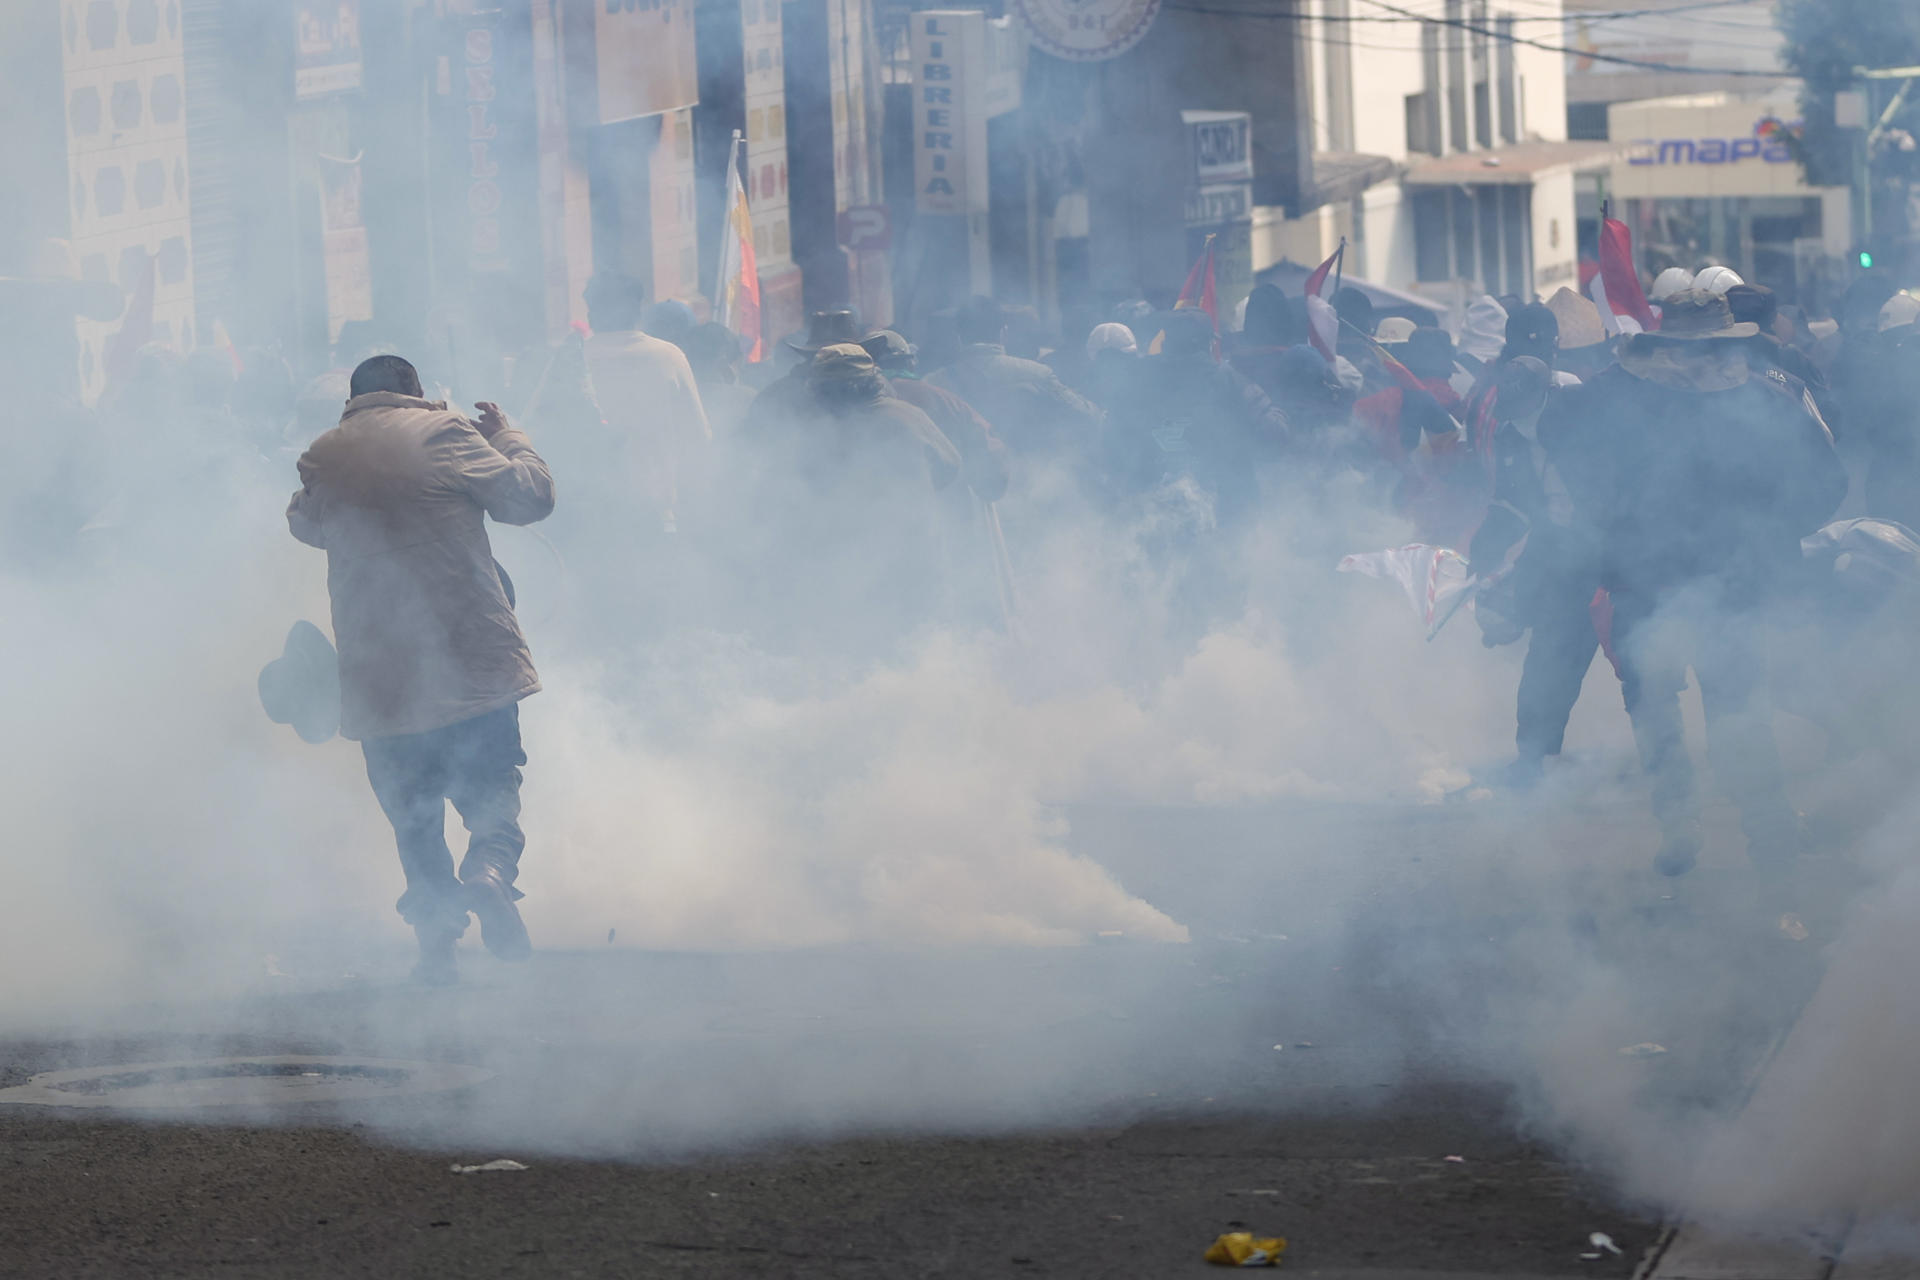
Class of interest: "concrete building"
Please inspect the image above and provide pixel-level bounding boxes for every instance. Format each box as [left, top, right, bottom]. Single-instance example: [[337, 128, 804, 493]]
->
[[1606, 89, 1849, 303], [1265, 0, 1608, 316]]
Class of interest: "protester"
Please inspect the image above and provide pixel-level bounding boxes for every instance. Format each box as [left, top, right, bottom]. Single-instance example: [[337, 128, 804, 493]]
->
[[1467, 356, 1603, 786], [680, 321, 758, 440], [1082, 320, 1141, 413], [1725, 284, 1829, 415], [1543, 288, 1613, 382], [861, 328, 1011, 502], [1104, 308, 1288, 525], [1352, 327, 1461, 473], [930, 297, 1101, 459], [579, 273, 711, 536], [747, 343, 964, 652], [744, 308, 865, 439], [1452, 296, 1507, 395], [1543, 291, 1847, 877], [287, 354, 554, 982]]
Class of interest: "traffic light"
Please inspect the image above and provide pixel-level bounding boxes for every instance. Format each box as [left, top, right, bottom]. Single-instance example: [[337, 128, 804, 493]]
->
[[1858, 248, 1876, 269]]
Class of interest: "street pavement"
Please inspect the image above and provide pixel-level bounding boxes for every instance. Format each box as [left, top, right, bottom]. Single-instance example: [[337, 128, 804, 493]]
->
[[0, 794, 1838, 1277]]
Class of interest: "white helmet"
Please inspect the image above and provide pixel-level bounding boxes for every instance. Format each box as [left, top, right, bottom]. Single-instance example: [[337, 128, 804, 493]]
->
[[1374, 316, 1417, 344], [1879, 292, 1920, 332], [1649, 267, 1694, 301], [1692, 265, 1744, 295]]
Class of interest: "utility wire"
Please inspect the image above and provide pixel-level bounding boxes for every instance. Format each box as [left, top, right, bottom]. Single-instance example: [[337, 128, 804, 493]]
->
[[1359, 0, 1782, 73], [1165, 0, 1788, 77]]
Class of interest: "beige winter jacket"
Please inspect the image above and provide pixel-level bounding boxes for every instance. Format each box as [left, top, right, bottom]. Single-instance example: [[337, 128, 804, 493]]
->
[[582, 329, 710, 531], [288, 392, 555, 741]]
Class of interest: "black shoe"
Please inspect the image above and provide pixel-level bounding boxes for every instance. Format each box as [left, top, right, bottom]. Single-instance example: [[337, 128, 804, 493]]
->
[[1654, 820, 1703, 878], [464, 871, 532, 961], [412, 923, 462, 986]]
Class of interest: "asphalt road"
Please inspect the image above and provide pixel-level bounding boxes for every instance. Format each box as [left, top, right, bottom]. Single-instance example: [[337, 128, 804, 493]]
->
[[0, 795, 1836, 1278]]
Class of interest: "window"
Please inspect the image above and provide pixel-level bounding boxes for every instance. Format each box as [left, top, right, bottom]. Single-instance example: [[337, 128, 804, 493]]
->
[[1322, 0, 1354, 151], [1406, 93, 1435, 156], [1502, 185, 1528, 297], [1414, 190, 1451, 281], [1444, 0, 1467, 151], [1415, 21, 1444, 155], [1450, 187, 1477, 284], [1496, 15, 1517, 143], [748, 108, 764, 142], [1471, 0, 1491, 148]]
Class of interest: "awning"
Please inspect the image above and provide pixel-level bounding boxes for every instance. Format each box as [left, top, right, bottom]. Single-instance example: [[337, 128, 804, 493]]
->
[[1252, 260, 1443, 324], [1303, 151, 1399, 207], [1401, 140, 1627, 187]]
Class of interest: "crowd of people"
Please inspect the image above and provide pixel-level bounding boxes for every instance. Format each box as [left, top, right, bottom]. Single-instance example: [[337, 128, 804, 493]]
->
[[14, 247, 1920, 976]]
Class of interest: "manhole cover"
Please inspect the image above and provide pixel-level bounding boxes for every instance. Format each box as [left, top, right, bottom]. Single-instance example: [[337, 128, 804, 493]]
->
[[0, 1056, 494, 1108]]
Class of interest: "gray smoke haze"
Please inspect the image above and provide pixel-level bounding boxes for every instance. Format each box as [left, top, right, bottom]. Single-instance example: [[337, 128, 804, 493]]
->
[[6, 0, 1920, 1254]]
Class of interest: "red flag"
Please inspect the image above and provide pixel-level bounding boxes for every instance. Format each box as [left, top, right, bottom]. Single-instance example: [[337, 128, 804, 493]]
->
[[1588, 216, 1656, 334], [1304, 242, 1344, 362], [1173, 234, 1218, 332]]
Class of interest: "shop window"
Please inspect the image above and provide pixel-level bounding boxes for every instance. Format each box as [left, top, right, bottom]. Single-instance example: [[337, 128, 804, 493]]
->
[[1406, 93, 1436, 157], [1496, 16, 1516, 144], [1413, 190, 1450, 281], [1450, 187, 1476, 283], [1501, 185, 1527, 297]]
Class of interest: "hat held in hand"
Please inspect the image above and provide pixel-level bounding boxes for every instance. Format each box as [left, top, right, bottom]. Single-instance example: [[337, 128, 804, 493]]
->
[[258, 621, 341, 744]]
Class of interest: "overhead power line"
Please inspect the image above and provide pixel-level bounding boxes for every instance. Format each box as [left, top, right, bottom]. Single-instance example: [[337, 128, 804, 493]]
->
[[1360, 0, 1784, 76]]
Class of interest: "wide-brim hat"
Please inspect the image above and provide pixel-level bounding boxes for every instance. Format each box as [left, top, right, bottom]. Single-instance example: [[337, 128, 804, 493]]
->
[[258, 620, 340, 744], [810, 342, 879, 381], [1545, 287, 1609, 350], [860, 329, 917, 365], [1645, 289, 1758, 341], [786, 308, 864, 354]]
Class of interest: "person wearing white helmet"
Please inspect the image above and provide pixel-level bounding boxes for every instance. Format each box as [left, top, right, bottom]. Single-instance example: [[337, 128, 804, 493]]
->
[[1877, 291, 1920, 332], [1373, 316, 1417, 345], [1692, 265, 1744, 295], [1648, 267, 1694, 302]]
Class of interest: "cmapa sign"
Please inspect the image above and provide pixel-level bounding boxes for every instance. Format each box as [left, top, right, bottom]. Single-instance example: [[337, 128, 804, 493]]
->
[[1626, 134, 1793, 166]]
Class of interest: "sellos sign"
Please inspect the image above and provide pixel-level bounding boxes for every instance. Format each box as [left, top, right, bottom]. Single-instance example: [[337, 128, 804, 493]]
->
[[1010, 0, 1161, 61]]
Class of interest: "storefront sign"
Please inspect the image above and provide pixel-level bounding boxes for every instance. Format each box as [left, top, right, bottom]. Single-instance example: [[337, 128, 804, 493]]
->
[[294, 1, 364, 100], [839, 205, 892, 251], [1626, 134, 1793, 166], [1011, 0, 1160, 62], [1182, 111, 1252, 228], [465, 25, 505, 269], [317, 157, 373, 342], [911, 12, 989, 218], [595, 0, 699, 125]]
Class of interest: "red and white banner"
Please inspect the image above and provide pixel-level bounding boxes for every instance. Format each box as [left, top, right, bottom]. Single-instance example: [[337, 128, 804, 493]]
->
[[1304, 243, 1343, 363], [1589, 215, 1656, 335]]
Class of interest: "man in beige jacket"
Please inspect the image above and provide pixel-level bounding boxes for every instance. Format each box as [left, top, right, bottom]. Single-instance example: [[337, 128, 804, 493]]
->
[[288, 354, 555, 983]]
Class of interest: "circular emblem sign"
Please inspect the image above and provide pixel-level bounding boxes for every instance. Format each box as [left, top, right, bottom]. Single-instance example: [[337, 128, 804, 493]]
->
[[1012, 0, 1162, 61]]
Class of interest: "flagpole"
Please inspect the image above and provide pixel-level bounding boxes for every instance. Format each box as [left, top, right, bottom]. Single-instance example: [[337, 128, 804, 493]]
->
[[713, 129, 744, 327], [1333, 235, 1346, 297]]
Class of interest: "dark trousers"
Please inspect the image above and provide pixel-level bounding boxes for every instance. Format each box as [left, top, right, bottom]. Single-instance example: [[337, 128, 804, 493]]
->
[[362, 705, 527, 932], [1610, 586, 1798, 860], [1515, 571, 1602, 761]]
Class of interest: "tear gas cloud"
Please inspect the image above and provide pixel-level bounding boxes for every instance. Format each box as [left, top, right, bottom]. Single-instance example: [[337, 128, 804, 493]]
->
[[4, 0, 1920, 1250]]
